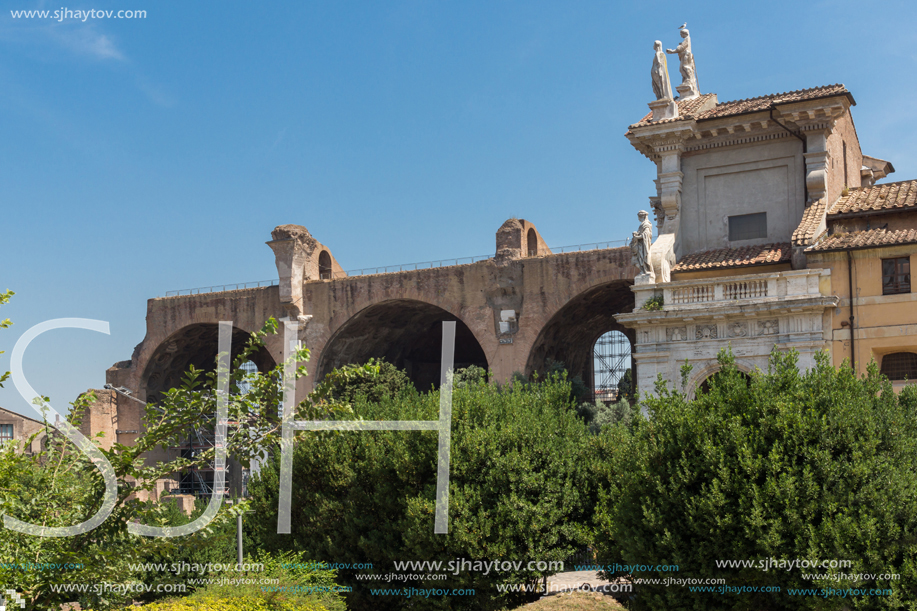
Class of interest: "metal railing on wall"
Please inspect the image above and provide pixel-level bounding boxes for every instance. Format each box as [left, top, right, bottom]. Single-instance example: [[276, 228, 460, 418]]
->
[[163, 239, 631, 296], [165, 279, 279, 297]]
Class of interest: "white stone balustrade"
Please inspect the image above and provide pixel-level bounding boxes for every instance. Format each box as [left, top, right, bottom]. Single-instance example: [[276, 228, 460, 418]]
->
[[633, 269, 827, 311]]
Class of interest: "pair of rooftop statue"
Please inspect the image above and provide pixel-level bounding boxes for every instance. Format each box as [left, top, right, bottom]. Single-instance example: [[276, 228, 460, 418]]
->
[[652, 24, 698, 102], [631, 24, 699, 284]]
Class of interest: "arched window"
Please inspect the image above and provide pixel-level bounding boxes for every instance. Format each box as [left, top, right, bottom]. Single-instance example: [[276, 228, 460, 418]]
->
[[236, 359, 258, 395], [593, 330, 632, 403], [880, 352, 917, 381], [527, 228, 538, 257], [318, 250, 332, 280]]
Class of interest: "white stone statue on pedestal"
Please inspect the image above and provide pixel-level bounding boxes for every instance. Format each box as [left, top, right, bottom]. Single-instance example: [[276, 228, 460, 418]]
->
[[666, 25, 699, 100], [631, 210, 655, 283], [648, 40, 678, 121], [651, 40, 674, 102]]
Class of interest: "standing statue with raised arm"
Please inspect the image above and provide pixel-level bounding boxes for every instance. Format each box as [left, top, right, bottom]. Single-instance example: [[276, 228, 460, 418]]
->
[[651, 40, 674, 101], [666, 25, 699, 99]]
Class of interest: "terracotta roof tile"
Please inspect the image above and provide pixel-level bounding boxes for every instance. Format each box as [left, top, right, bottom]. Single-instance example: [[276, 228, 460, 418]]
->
[[672, 243, 792, 272], [629, 84, 850, 130], [628, 93, 717, 129], [791, 198, 827, 246], [806, 228, 917, 252], [828, 179, 917, 216], [696, 84, 850, 120]]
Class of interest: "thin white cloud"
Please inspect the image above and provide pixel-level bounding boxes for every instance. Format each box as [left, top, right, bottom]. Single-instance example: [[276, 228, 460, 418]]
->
[[47, 24, 126, 61]]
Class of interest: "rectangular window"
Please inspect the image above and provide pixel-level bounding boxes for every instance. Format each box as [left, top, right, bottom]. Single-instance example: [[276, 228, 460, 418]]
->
[[882, 257, 911, 295], [728, 212, 767, 241], [0, 425, 13, 442]]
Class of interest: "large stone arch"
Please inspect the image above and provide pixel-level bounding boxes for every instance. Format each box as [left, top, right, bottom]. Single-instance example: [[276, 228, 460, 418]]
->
[[525, 280, 634, 394], [141, 323, 277, 404], [316, 299, 488, 390]]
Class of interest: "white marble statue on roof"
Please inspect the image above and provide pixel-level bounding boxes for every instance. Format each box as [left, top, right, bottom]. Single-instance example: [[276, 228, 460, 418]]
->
[[666, 25, 699, 99], [651, 40, 674, 101]]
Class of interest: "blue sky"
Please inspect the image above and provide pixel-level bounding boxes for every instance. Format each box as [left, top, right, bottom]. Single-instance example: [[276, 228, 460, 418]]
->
[[2, 0, 916, 417]]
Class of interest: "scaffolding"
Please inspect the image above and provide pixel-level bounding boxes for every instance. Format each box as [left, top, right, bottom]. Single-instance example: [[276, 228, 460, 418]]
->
[[593, 330, 632, 404]]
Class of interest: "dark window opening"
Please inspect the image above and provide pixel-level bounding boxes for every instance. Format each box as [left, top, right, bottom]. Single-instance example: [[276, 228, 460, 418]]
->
[[698, 370, 751, 395], [882, 257, 910, 295], [880, 352, 917, 381], [318, 250, 332, 280], [527, 228, 538, 257], [728, 212, 767, 241]]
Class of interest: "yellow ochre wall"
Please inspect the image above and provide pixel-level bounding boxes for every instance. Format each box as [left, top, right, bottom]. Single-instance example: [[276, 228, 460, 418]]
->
[[808, 245, 917, 389]]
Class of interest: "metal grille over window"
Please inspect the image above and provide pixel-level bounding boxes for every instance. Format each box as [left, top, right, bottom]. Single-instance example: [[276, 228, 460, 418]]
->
[[882, 257, 911, 295], [0, 424, 12, 442], [728, 212, 767, 241], [880, 352, 917, 381], [593, 330, 632, 403]]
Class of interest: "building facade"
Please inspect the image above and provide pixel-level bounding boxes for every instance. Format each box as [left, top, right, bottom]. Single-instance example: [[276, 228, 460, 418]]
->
[[615, 60, 915, 394]]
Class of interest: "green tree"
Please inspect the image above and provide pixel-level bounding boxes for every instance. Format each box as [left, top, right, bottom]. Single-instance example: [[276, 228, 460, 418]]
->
[[0, 311, 343, 610], [318, 357, 413, 404], [248, 372, 597, 611], [594, 348, 917, 610]]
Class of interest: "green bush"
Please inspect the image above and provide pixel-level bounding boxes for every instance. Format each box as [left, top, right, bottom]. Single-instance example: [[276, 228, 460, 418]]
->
[[320, 358, 413, 404], [125, 594, 322, 611], [578, 398, 634, 434], [594, 349, 917, 610], [126, 550, 346, 611], [453, 365, 488, 388], [248, 374, 597, 611]]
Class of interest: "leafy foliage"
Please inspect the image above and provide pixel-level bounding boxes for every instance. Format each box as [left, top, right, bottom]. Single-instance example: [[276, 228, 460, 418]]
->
[[453, 365, 488, 389], [0, 314, 335, 610], [594, 348, 917, 610], [641, 295, 663, 311], [248, 373, 598, 611], [314, 358, 413, 405], [0, 289, 13, 388], [577, 399, 634, 434]]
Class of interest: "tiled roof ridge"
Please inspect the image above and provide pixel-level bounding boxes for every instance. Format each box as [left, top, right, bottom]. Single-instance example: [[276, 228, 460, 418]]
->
[[843, 178, 917, 193], [673, 242, 792, 271], [791, 198, 827, 246], [627, 93, 716, 130], [807, 227, 917, 252], [629, 84, 849, 131], [713, 83, 846, 109], [829, 178, 917, 216]]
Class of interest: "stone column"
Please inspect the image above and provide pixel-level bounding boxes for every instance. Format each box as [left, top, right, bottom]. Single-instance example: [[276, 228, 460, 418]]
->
[[804, 131, 828, 203], [650, 147, 683, 282]]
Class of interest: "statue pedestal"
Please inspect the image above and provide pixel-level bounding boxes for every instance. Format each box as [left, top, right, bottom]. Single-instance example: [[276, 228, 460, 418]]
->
[[648, 99, 679, 122], [634, 272, 656, 286], [676, 84, 699, 101]]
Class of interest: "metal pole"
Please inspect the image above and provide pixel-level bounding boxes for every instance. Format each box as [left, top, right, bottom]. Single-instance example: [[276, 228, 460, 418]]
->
[[237, 512, 243, 566]]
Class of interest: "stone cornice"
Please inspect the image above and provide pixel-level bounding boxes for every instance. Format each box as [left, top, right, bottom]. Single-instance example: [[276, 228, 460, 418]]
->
[[615, 295, 839, 326]]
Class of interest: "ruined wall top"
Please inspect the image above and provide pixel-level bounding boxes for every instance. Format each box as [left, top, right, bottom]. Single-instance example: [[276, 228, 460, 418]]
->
[[495, 218, 550, 264]]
